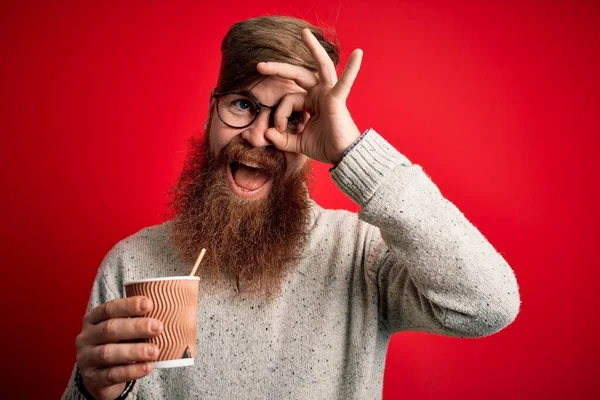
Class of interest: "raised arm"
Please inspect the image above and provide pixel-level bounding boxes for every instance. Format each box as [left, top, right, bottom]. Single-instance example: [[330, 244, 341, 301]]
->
[[332, 130, 520, 337]]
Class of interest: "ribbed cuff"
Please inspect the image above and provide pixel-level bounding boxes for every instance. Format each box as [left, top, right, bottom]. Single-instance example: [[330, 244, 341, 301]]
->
[[331, 129, 411, 207]]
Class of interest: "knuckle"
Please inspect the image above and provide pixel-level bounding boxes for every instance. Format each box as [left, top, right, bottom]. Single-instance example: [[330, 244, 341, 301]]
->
[[133, 297, 144, 312], [103, 319, 117, 338], [130, 344, 143, 360], [82, 311, 93, 326], [105, 367, 119, 385], [75, 332, 85, 349], [99, 344, 111, 363], [104, 300, 116, 317], [136, 296, 150, 313], [133, 318, 143, 332], [137, 318, 151, 333]]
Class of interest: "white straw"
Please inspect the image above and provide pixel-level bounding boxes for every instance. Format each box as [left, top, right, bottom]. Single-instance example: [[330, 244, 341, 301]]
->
[[189, 248, 206, 277]]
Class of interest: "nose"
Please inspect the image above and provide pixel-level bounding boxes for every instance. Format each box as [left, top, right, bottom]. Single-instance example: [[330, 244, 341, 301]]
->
[[240, 108, 274, 148]]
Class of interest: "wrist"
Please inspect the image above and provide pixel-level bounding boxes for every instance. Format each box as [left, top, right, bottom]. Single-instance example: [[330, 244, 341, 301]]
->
[[331, 126, 363, 166], [75, 368, 134, 400], [330, 128, 370, 168]]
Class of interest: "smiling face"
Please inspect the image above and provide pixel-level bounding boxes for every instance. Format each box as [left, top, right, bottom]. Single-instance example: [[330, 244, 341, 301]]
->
[[208, 76, 310, 201], [169, 15, 338, 298], [169, 76, 314, 299]]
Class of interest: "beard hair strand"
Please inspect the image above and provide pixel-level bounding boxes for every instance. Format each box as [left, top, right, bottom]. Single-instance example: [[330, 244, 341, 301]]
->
[[168, 134, 312, 300]]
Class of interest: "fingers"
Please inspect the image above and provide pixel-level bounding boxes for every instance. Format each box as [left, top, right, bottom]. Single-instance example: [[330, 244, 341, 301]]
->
[[84, 297, 152, 326], [257, 28, 337, 87], [76, 298, 160, 396], [81, 362, 154, 389], [274, 93, 306, 132], [79, 343, 159, 369], [332, 49, 363, 101], [302, 28, 337, 86], [80, 317, 163, 346], [265, 127, 302, 154], [257, 62, 318, 89]]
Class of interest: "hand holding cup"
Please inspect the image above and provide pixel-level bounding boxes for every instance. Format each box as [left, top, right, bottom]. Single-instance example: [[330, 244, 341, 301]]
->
[[75, 296, 163, 400]]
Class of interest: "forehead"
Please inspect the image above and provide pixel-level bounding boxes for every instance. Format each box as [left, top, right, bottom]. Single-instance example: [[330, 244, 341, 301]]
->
[[248, 76, 306, 104]]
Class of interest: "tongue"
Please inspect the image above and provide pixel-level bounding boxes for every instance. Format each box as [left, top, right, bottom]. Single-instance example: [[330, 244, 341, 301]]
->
[[232, 164, 269, 191]]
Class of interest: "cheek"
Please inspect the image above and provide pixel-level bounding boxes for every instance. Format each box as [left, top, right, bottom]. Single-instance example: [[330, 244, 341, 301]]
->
[[284, 153, 309, 175], [209, 114, 238, 156]]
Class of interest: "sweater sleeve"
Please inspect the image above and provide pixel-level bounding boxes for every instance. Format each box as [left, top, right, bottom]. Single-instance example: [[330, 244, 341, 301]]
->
[[331, 129, 521, 337], [62, 245, 140, 399]]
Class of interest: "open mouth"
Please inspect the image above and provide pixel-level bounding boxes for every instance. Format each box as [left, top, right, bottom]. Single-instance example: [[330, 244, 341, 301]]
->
[[226, 160, 273, 200]]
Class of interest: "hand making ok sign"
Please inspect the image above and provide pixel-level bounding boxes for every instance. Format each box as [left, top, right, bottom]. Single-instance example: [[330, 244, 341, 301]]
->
[[257, 28, 364, 165]]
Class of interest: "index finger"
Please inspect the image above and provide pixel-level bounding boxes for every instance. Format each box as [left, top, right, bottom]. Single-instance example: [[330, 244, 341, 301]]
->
[[257, 62, 318, 90], [302, 28, 337, 86], [84, 297, 152, 326]]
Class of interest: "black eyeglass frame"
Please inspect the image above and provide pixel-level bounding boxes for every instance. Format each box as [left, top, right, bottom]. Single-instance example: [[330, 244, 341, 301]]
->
[[213, 90, 278, 130]]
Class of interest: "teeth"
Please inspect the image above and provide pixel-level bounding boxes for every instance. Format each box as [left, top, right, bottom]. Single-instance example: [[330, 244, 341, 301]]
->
[[240, 161, 261, 169]]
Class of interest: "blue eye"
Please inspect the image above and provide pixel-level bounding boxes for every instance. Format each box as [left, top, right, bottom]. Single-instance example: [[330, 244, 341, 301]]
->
[[233, 100, 252, 111]]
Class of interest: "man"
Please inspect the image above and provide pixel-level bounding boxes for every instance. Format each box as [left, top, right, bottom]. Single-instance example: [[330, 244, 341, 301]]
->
[[63, 16, 520, 400]]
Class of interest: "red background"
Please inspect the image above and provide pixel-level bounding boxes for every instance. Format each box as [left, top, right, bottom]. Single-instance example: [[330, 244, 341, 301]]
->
[[1, 0, 599, 398]]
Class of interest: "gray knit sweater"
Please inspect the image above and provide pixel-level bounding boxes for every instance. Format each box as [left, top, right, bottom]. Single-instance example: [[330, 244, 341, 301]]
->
[[63, 130, 520, 400]]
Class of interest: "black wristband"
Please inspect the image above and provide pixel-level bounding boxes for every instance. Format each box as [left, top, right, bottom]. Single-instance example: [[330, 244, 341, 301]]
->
[[75, 368, 136, 400]]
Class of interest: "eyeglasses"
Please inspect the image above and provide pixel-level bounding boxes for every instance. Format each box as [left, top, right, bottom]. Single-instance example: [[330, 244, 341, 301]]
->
[[213, 91, 305, 134]]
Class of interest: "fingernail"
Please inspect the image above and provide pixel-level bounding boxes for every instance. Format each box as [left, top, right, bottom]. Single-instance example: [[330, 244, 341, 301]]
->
[[146, 346, 156, 356], [151, 320, 161, 332], [140, 298, 150, 312]]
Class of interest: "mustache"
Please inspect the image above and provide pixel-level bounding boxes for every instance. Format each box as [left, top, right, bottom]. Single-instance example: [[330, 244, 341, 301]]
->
[[219, 141, 286, 176]]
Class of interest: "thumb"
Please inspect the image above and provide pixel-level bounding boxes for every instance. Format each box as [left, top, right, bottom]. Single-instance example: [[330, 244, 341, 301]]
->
[[265, 128, 302, 154]]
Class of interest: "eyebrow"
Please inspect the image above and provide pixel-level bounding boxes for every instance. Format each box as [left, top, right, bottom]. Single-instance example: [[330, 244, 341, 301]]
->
[[240, 86, 305, 109], [245, 89, 279, 108]]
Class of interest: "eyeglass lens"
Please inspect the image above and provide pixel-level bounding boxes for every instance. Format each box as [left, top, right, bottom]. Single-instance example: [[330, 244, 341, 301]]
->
[[217, 93, 305, 134]]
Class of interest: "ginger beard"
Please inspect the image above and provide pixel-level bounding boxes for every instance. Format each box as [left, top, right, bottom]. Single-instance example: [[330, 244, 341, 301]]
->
[[169, 133, 312, 299]]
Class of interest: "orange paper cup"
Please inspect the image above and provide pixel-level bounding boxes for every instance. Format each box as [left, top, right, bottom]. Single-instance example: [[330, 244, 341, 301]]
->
[[124, 276, 200, 368]]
